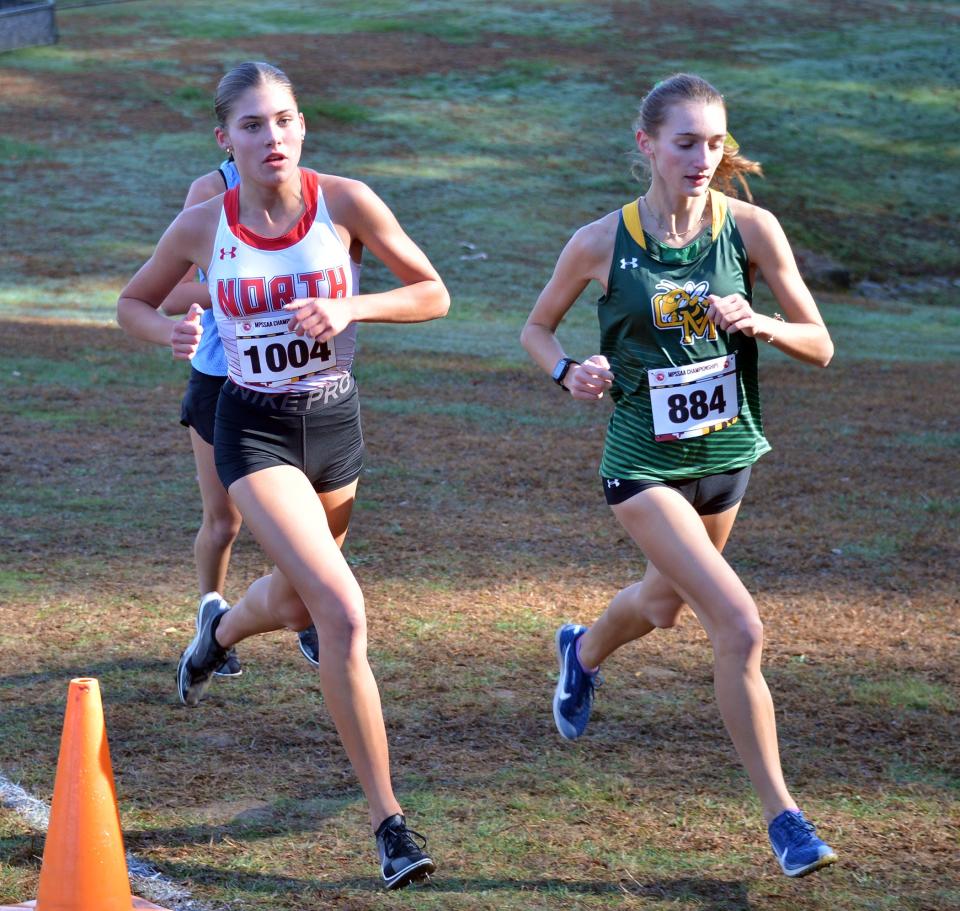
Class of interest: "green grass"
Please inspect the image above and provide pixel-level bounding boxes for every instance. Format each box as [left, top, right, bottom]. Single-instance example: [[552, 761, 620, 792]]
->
[[299, 98, 374, 125], [0, 137, 46, 161], [2, 1, 957, 314], [851, 677, 955, 712], [694, 28, 960, 279]]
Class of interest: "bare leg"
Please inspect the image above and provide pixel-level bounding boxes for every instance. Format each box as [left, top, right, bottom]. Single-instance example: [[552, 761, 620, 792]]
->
[[215, 482, 356, 644], [188, 428, 242, 596], [225, 466, 400, 829], [578, 505, 740, 668], [603, 487, 794, 822]]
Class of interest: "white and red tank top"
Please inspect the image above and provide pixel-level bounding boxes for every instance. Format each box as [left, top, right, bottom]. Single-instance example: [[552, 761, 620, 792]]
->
[[207, 168, 360, 393]]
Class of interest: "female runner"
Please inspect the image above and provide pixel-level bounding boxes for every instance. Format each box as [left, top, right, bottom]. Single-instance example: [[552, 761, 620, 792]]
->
[[521, 73, 837, 879], [118, 60, 448, 889]]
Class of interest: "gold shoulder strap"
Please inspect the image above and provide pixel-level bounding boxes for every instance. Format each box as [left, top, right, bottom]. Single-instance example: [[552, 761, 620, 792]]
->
[[710, 188, 727, 240], [624, 192, 725, 247], [621, 198, 646, 250]]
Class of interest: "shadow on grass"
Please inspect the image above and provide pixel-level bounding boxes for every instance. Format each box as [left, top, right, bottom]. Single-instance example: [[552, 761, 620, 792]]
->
[[0, 657, 171, 692], [138, 858, 759, 909], [2, 793, 756, 907]]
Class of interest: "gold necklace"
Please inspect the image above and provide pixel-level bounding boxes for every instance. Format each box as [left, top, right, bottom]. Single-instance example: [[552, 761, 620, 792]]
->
[[641, 196, 709, 240]]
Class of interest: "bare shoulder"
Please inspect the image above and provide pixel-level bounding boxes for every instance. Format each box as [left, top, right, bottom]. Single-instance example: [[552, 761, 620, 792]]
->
[[314, 173, 379, 215], [184, 170, 227, 207], [169, 195, 221, 249], [181, 193, 223, 223], [727, 196, 784, 246], [575, 209, 619, 247], [566, 209, 619, 264]]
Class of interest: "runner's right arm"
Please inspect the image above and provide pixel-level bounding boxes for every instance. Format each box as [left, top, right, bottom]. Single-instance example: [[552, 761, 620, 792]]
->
[[521, 217, 615, 400], [159, 171, 226, 316], [117, 203, 217, 359]]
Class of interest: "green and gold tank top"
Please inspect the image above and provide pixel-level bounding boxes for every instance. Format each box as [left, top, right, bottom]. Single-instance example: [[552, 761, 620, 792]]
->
[[598, 190, 771, 481]]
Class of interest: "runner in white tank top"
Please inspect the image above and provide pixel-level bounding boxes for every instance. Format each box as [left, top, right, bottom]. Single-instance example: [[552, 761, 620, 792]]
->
[[117, 61, 449, 890], [208, 167, 360, 393]]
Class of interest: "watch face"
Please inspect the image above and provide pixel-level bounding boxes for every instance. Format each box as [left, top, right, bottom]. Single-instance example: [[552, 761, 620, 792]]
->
[[553, 357, 571, 382]]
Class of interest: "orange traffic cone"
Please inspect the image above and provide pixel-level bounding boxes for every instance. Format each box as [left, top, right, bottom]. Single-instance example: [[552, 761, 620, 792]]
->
[[0, 678, 171, 911]]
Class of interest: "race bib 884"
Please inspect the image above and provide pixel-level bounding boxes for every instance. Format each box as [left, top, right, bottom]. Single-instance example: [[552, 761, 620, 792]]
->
[[648, 353, 740, 441]]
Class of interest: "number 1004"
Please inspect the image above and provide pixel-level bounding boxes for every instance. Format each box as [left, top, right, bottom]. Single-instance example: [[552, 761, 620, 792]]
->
[[241, 338, 332, 374]]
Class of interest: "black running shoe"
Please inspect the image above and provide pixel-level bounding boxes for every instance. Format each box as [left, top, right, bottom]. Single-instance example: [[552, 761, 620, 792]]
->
[[375, 814, 435, 890], [177, 593, 229, 706], [298, 624, 320, 668], [213, 648, 242, 677]]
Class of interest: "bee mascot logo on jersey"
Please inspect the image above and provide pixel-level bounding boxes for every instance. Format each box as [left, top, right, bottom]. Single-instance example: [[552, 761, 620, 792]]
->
[[651, 279, 718, 346]]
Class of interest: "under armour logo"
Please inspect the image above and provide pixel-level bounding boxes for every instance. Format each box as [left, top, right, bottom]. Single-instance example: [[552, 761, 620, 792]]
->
[[620, 258, 638, 270], [219, 247, 237, 260], [606, 478, 621, 488]]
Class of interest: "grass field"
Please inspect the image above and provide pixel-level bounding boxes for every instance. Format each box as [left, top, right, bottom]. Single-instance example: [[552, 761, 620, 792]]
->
[[1, 2, 958, 909]]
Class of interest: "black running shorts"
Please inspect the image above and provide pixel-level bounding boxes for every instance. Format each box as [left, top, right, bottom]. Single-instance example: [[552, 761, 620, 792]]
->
[[214, 376, 363, 493], [179, 367, 226, 446], [601, 465, 752, 515]]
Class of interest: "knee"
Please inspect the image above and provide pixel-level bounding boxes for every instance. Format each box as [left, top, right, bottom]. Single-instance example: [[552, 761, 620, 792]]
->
[[628, 586, 683, 629], [312, 597, 367, 658], [615, 580, 683, 631], [205, 511, 242, 549], [712, 609, 764, 665]]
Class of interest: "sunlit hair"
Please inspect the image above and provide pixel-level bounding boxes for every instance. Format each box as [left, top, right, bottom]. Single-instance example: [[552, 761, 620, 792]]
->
[[631, 73, 762, 199], [214, 61, 297, 129]]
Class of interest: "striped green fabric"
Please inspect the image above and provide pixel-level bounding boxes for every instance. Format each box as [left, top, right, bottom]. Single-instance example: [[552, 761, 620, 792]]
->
[[597, 197, 771, 481]]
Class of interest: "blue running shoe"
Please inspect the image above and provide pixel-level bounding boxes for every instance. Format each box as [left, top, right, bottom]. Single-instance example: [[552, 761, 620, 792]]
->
[[553, 623, 601, 740], [768, 809, 837, 877], [213, 648, 242, 678]]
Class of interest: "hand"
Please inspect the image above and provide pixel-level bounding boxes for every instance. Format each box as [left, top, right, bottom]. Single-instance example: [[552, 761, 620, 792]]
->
[[566, 354, 614, 400], [170, 303, 204, 360], [284, 297, 354, 341], [705, 293, 760, 336]]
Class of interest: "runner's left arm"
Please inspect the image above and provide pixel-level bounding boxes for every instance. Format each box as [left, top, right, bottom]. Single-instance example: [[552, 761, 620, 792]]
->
[[706, 202, 834, 367], [285, 180, 449, 342]]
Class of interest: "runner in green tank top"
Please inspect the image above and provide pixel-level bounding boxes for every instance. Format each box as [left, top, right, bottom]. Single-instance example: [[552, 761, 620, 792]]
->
[[599, 186, 771, 480], [521, 73, 837, 879]]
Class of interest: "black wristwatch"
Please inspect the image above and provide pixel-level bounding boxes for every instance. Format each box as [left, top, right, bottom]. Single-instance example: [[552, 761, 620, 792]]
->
[[551, 356, 578, 390]]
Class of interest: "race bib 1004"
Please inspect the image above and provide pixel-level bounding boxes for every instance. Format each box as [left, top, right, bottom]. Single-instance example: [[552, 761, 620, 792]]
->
[[648, 353, 740, 441], [235, 315, 336, 386]]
